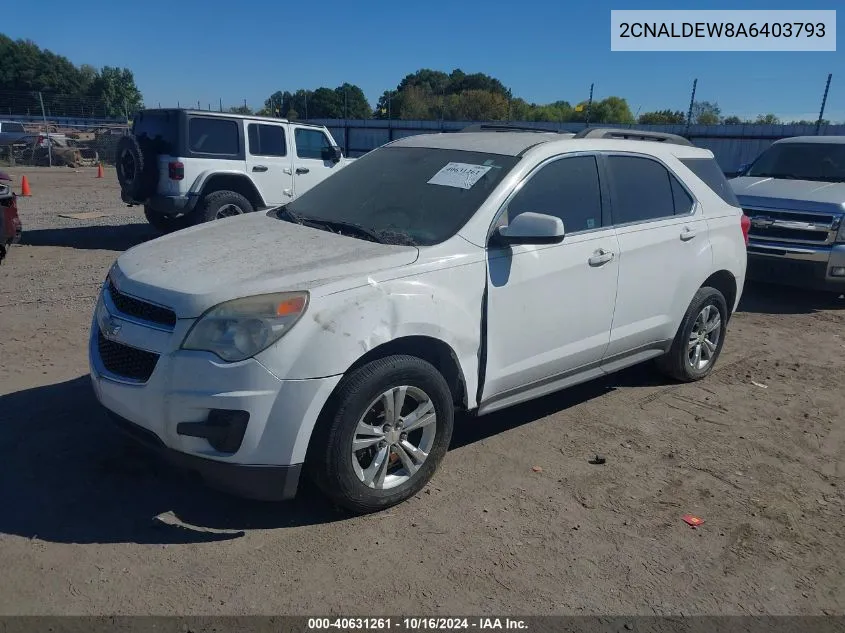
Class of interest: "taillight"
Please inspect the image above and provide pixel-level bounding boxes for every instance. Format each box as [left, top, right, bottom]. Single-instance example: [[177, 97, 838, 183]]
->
[[168, 161, 184, 181], [740, 214, 751, 245]]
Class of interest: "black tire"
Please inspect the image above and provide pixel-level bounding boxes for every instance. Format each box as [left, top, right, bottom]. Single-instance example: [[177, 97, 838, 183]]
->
[[116, 135, 156, 200], [195, 190, 253, 224], [656, 286, 728, 382], [307, 355, 455, 514], [143, 205, 193, 233]]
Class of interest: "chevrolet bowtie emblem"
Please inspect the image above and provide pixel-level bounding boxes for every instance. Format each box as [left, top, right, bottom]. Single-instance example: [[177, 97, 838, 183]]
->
[[102, 316, 122, 338], [750, 217, 775, 228]]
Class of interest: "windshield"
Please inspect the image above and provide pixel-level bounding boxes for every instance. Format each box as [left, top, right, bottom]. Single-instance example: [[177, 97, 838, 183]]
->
[[281, 146, 521, 246], [746, 142, 845, 182]]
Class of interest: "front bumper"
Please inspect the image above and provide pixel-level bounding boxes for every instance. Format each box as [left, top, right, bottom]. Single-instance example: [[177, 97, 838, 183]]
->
[[746, 240, 845, 292], [88, 293, 342, 501]]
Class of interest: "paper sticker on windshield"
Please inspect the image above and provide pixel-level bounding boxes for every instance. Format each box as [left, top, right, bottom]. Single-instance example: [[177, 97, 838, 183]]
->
[[428, 162, 492, 190]]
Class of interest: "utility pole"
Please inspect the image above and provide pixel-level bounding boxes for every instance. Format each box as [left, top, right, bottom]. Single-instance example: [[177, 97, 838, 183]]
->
[[585, 83, 594, 128], [685, 78, 698, 136], [816, 73, 832, 135], [38, 92, 52, 167]]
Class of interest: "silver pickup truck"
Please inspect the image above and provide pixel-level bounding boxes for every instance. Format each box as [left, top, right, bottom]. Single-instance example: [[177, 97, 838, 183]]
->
[[730, 136, 845, 294]]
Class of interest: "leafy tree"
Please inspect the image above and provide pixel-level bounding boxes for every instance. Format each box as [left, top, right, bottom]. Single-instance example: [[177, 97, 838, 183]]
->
[[88, 66, 143, 117], [638, 109, 686, 124], [789, 119, 829, 125], [754, 113, 780, 124], [228, 105, 253, 115], [722, 115, 743, 125], [335, 83, 371, 119], [692, 101, 721, 125]]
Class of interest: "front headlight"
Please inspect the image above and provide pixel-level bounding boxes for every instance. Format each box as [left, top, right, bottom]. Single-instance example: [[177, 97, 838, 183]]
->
[[181, 291, 309, 362], [837, 218, 845, 243]]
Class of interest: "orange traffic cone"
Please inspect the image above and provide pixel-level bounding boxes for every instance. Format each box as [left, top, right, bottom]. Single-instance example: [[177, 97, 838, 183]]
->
[[96, 163, 104, 178], [20, 175, 31, 197]]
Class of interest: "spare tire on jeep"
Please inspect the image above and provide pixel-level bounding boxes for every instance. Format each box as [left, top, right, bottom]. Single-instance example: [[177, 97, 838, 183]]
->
[[116, 135, 157, 200]]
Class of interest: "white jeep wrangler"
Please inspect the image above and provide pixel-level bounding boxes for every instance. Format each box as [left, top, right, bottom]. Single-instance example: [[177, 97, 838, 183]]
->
[[116, 108, 354, 231], [92, 126, 748, 513]]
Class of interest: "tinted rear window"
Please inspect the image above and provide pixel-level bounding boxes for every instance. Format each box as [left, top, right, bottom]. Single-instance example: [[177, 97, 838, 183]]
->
[[681, 157, 741, 207], [189, 117, 239, 155], [1, 122, 25, 133], [132, 111, 177, 154]]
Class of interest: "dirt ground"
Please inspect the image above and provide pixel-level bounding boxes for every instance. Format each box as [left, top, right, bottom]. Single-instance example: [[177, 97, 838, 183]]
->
[[0, 167, 843, 616]]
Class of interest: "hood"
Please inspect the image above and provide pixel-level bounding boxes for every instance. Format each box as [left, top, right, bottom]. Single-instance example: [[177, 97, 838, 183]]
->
[[730, 176, 845, 214], [113, 212, 419, 317]]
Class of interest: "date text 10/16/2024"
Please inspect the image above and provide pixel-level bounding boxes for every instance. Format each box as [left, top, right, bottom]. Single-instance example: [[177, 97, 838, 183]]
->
[[307, 618, 529, 631]]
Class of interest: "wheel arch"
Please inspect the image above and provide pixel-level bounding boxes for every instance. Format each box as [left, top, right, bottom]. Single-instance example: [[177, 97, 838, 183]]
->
[[197, 172, 265, 209], [701, 269, 738, 317]]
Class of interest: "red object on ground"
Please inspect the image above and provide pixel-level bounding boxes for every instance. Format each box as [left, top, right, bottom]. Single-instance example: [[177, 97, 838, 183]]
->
[[682, 514, 705, 527], [96, 163, 104, 178], [20, 175, 31, 197]]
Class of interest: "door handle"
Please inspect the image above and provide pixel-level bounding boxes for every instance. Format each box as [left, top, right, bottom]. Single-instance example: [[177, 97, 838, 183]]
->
[[296, 167, 310, 175], [252, 165, 268, 173], [680, 227, 697, 241], [283, 188, 293, 197], [588, 249, 615, 267], [283, 167, 292, 175]]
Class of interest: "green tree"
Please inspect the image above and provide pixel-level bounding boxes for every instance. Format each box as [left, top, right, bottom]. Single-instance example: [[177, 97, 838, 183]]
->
[[754, 113, 780, 124], [692, 101, 721, 125], [88, 66, 143, 117], [228, 105, 253, 115], [638, 109, 686, 124], [722, 115, 743, 125], [335, 83, 371, 119]]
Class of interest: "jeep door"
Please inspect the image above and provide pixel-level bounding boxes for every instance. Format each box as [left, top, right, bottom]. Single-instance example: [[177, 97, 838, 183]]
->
[[291, 126, 345, 197], [245, 121, 294, 206]]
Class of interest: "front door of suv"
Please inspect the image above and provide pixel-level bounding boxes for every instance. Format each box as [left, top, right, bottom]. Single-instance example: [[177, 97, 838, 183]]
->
[[291, 127, 344, 197], [602, 153, 712, 363], [246, 121, 293, 206], [482, 154, 621, 408]]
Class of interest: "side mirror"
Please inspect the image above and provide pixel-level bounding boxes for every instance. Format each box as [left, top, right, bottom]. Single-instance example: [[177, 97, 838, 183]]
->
[[736, 163, 750, 176], [322, 146, 343, 163], [493, 212, 565, 246]]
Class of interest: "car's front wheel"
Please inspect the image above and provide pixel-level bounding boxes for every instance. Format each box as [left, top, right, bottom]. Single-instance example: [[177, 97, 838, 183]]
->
[[308, 355, 454, 514], [657, 286, 728, 382]]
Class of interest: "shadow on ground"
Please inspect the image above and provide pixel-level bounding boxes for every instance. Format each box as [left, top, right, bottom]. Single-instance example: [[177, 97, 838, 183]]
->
[[22, 224, 158, 251], [1, 366, 654, 545], [738, 281, 844, 315]]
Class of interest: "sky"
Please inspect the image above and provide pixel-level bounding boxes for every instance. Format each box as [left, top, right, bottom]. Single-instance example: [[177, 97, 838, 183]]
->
[[3, 0, 843, 122]]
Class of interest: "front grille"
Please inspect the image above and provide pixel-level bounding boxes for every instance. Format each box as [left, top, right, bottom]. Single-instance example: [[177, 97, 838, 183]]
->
[[97, 330, 160, 382], [742, 208, 840, 245], [108, 279, 176, 328], [748, 226, 830, 242]]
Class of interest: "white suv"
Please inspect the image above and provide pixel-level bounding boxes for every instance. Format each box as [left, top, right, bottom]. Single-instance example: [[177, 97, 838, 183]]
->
[[90, 127, 748, 513], [116, 109, 354, 231]]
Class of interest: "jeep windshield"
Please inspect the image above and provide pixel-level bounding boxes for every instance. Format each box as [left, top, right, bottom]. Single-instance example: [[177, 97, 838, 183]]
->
[[278, 146, 521, 246], [746, 142, 845, 183]]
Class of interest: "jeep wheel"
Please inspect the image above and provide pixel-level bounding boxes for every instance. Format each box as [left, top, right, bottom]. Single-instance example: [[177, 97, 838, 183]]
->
[[307, 355, 454, 514], [143, 206, 193, 233], [196, 190, 253, 223], [657, 286, 728, 382]]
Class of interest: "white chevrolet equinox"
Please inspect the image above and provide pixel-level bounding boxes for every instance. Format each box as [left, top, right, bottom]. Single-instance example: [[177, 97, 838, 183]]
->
[[90, 126, 749, 513]]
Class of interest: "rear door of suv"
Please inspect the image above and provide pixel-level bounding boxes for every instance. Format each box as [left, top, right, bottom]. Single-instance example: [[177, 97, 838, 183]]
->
[[601, 153, 713, 364], [245, 121, 293, 205]]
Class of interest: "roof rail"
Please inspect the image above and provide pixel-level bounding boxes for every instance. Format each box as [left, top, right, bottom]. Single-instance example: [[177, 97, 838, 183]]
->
[[460, 123, 568, 134], [572, 127, 693, 146]]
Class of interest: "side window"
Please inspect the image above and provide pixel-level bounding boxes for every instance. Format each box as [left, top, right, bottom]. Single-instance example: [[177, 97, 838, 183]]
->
[[670, 174, 694, 215], [188, 117, 239, 155], [248, 123, 287, 157], [607, 155, 676, 224], [294, 128, 331, 160], [506, 155, 603, 233]]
